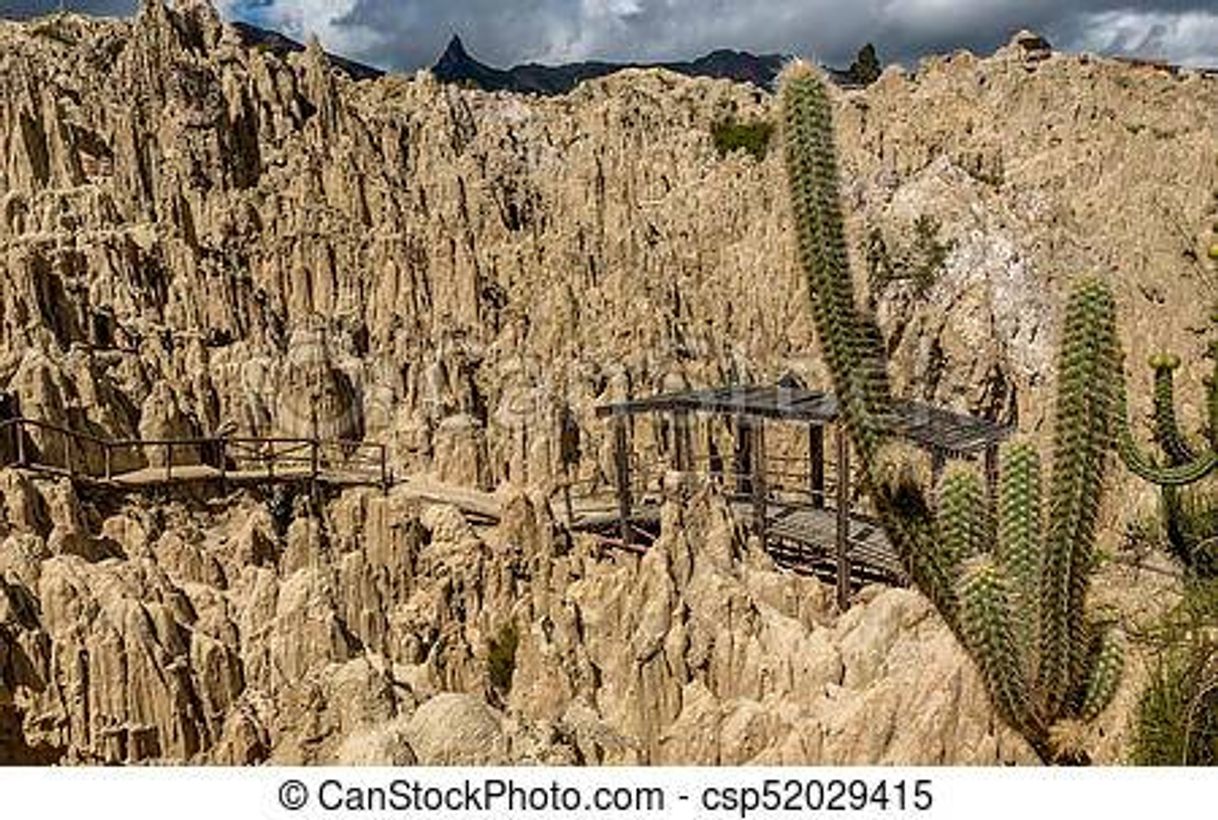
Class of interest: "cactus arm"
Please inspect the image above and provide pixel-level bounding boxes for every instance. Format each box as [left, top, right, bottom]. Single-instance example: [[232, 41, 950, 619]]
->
[[1148, 355, 1198, 464], [1117, 349, 1218, 485], [1116, 393, 1218, 486], [1078, 626, 1126, 722], [1117, 432, 1218, 484], [872, 443, 960, 625], [1207, 342, 1217, 450], [1037, 278, 1120, 712], [780, 61, 891, 463], [995, 439, 1043, 678], [958, 557, 1040, 737], [939, 463, 988, 571], [1207, 375, 1217, 451]]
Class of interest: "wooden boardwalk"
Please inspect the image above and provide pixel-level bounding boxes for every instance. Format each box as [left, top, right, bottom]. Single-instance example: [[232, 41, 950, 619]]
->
[[594, 384, 1010, 606], [761, 503, 904, 583], [570, 496, 905, 586], [0, 416, 390, 491], [0, 414, 908, 592]]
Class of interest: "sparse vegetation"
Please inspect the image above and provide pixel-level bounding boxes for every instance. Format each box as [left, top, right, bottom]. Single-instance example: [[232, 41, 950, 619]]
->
[[487, 621, 520, 695], [29, 14, 78, 47], [847, 43, 883, 86], [711, 119, 773, 161], [1131, 580, 1218, 764], [866, 216, 951, 297]]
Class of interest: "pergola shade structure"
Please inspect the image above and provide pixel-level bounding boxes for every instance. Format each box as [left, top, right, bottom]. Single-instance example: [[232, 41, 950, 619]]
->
[[595, 384, 1012, 608]]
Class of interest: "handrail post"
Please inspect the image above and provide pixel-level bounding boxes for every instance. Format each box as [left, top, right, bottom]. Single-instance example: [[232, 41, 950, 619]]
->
[[267, 441, 274, 480], [311, 438, 320, 483], [65, 429, 75, 478], [751, 419, 767, 542], [984, 444, 999, 499], [835, 426, 851, 611], [612, 414, 632, 547], [380, 444, 389, 494], [809, 423, 825, 509], [166, 441, 173, 482], [15, 420, 26, 467], [104, 443, 112, 482], [561, 462, 574, 526], [219, 438, 227, 482], [672, 408, 692, 472], [733, 415, 752, 497]]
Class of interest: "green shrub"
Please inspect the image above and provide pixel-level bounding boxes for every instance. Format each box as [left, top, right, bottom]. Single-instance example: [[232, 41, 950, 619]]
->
[[1131, 580, 1218, 765], [487, 621, 520, 694], [712, 120, 773, 161], [30, 15, 77, 47], [866, 217, 951, 298]]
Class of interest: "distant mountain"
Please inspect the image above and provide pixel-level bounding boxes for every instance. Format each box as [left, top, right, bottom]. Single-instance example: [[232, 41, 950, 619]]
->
[[231, 21, 384, 82], [431, 35, 810, 95]]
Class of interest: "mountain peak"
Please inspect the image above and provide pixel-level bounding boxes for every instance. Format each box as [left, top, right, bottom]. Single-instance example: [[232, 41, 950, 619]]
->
[[439, 34, 470, 66], [429, 36, 791, 96]]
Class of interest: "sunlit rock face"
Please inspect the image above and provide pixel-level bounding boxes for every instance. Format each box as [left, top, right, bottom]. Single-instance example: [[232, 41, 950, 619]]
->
[[0, 5, 1208, 764]]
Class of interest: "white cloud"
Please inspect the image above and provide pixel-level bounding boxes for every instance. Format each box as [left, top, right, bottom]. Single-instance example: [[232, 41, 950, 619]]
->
[[230, 0, 387, 58], [11, 1, 1218, 72], [1064, 9, 1218, 66]]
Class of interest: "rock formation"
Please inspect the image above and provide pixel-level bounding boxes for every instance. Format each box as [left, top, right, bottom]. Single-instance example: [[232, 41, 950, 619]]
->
[[0, 2, 1211, 764]]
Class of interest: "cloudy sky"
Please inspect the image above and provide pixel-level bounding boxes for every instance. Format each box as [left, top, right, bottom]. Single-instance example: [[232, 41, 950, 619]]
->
[[4, 1, 1218, 73]]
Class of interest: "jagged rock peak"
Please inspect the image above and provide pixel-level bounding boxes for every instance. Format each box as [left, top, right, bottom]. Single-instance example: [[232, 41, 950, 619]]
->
[[130, 0, 217, 57], [439, 34, 470, 65]]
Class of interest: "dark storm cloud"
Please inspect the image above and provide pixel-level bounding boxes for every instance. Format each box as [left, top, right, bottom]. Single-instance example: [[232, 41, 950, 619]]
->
[[4, 1, 1218, 71], [2, 0, 136, 16]]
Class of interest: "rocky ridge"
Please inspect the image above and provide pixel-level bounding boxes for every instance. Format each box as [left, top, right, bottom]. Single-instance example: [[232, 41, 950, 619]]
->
[[0, 2, 1212, 763]]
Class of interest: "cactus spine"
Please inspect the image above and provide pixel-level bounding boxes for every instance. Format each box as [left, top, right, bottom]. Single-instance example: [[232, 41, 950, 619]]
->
[[779, 61, 1124, 761]]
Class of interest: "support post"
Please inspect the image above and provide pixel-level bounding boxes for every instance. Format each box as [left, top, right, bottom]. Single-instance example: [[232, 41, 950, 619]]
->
[[835, 426, 851, 611], [219, 439, 227, 483], [984, 444, 999, 498], [733, 415, 752, 497], [310, 439, 320, 482], [561, 462, 575, 526], [751, 420, 767, 542], [612, 414, 632, 548], [104, 444, 112, 482], [705, 423, 722, 486], [808, 424, 825, 509], [380, 445, 389, 495], [65, 430, 75, 479], [672, 409, 692, 473], [15, 421, 26, 467], [931, 447, 946, 486]]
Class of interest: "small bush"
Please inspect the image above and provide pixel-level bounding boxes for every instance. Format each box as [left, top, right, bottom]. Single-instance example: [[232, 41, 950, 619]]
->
[[866, 216, 951, 297], [1131, 580, 1218, 765], [30, 15, 78, 47], [1162, 481, 1218, 576], [487, 621, 519, 695], [711, 120, 773, 161]]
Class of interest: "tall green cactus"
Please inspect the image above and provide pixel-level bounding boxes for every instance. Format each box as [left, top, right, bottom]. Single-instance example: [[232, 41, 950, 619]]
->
[[780, 61, 1125, 761]]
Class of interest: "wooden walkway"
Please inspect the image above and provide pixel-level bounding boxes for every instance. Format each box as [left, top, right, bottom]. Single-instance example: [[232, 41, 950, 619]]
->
[[0, 417, 390, 491], [0, 413, 908, 594], [570, 495, 905, 587], [594, 384, 1011, 606]]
